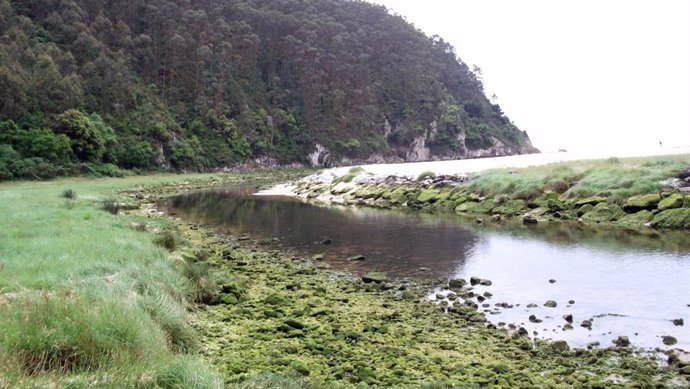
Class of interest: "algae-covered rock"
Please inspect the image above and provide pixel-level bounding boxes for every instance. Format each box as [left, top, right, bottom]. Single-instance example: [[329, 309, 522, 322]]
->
[[575, 196, 607, 207], [362, 272, 387, 283], [576, 203, 595, 217], [582, 203, 625, 223], [658, 193, 685, 211], [651, 208, 690, 229], [492, 200, 527, 217], [550, 340, 570, 354], [623, 194, 661, 212], [475, 199, 496, 215], [616, 210, 654, 226], [289, 360, 310, 376], [416, 189, 442, 204], [455, 201, 480, 214]]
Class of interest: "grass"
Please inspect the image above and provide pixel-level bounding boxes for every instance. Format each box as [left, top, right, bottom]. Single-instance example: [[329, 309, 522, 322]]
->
[[417, 170, 436, 181], [466, 154, 690, 202], [0, 173, 231, 387]]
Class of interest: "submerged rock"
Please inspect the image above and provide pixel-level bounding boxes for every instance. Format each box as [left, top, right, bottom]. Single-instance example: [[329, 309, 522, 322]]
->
[[614, 336, 630, 347], [663, 336, 678, 346]]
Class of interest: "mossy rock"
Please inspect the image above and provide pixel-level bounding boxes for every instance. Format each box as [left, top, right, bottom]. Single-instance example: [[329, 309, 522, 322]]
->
[[616, 210, 654, 226], [416, 189, 442, 203], [362, 272, 387, 283], [289, 360, 310, 376], [492, 199, 527, 217], [475, 199, 496, 215], [658, 193, 685, 211], [651, 208, 690, 229], [575, 196, 607, 207], [581, 203, 625, 223], [389, 188, 410, 205], [455, 201, 480, 214], [265, 293, 289, 306], [576, 203, 595, 217], [623, 194, 661, 212]]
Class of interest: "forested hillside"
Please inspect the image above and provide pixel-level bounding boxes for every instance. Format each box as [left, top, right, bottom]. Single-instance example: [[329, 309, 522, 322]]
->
[[0, 0, 537, 179]]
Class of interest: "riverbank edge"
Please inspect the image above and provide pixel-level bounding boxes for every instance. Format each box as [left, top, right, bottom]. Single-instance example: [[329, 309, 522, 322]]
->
[[284, 161, 690, 231], [139, 179, 689, 387]]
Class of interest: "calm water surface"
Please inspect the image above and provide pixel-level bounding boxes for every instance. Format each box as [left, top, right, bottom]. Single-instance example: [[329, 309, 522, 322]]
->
[[163, 187, 690, 351]]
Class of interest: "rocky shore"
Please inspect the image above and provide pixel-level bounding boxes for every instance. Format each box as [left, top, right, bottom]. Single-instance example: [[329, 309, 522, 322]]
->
[[287, 165, 690, 230], [119, 175, 690, 387]]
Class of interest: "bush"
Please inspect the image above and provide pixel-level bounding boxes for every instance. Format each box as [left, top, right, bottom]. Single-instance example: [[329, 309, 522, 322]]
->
[[61, 189, 77, 199], [100, 198, 121, 214], [183, 261, 221, 304], [53, 110, 107, 163]]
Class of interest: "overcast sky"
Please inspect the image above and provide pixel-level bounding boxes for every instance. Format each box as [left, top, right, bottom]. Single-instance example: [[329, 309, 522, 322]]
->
[[366, 0, 690, 152]]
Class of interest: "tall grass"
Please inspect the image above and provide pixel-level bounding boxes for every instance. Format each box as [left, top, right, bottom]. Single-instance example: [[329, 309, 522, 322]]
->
[[0, 174, 226, 387], [466, 155, 690, 202]]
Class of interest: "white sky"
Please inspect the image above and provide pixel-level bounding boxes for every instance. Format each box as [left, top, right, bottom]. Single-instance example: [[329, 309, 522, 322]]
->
[[366, 0, 690, 152]]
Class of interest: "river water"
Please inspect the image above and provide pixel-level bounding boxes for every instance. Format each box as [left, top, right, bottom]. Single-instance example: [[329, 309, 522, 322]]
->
[[163, 187, 690, 351]]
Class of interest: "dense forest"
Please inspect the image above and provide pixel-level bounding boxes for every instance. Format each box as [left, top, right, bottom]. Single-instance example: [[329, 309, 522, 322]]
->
[[0, 0, 536, 180]]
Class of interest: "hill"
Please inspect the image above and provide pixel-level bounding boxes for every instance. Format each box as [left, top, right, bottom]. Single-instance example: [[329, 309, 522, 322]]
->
[[0, 0, 537, 179]]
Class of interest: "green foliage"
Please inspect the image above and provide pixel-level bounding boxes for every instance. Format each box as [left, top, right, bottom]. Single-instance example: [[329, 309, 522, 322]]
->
[[171, 136, 204, 170], [61, 189, 76, 199], [154, 229, 179, 251], [100, 197, 121, 214], [53, 110, 106, 162]]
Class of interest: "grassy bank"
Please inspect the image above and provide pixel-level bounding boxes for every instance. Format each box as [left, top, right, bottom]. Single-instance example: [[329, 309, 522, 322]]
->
[[296, 154, 690, 230], [0, 171, 306, 387]]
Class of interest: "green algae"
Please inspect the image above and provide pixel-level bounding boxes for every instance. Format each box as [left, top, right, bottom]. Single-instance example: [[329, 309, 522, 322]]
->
[[163, 216, 685, 388]]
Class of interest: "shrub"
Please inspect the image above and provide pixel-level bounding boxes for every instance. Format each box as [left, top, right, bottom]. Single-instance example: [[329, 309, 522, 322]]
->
[[100, 198, 121, 214], [183, 261, 221, 304], [53, 109, 106, 163], [348, 166, 365, 174], [61, 189, 77, 199]]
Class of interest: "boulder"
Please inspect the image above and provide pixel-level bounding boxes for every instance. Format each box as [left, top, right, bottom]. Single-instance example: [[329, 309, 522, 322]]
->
[[522, 215, 538, 225], [455, 201, 480, 214], [623, 194, 661, 212], [448, 278, 467, 289], [479, 279, 492, 286], [668, 350, 690, 367], [679, 166, 690, 180], [550, 340, 570, 354], [581, 319, 593, 329], [416, 189, 442, 204], [362, 272, 387, 283], [492, 200, 527, 217], [673, 318, 684, 326], [617, 210, 654, 226], [470, 276, 481, 286], [582, 203, 626, 223], [658, 193, 685, 211], [544, 300, 557, 308], [529, 314, 542, 323], [575, 196, 607, 207], [563, 314, 573, 323], [651, 208, 690, 229], [614, 336, 630, 347], [662, 335, 678, 346]]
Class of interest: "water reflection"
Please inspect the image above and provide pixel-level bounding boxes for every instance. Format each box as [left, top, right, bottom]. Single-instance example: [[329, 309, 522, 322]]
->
[[163, 187, 690, 350]]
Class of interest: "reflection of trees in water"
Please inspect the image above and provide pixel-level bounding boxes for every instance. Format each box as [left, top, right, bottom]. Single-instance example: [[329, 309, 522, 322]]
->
[[162, 189, 480, 277], [163, 189, 690, 279]]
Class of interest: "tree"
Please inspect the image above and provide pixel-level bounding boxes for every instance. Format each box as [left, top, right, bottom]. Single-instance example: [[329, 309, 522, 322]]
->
[[53, 109, 106, 162]]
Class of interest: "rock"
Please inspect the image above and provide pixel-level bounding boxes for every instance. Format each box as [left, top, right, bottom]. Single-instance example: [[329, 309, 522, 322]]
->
[[479, 279, 492, 286], [491, 214, 502, 222], [470, 276, 481, 286], [362, 272, 387, 283], [238, 235, 251, 241], [447, 293, 457, 301], [614, 336, 630, 347], [321, 238, 333, 245], [663, 335, 678, 346], [658, 193, 685, 211], [522, 215, 538, 225], [668, 349, 690, 367], [582, 203, 626, 223], [563, 323, 574, 331], [448, 278, 467, 289], [311, 254, 325, 261], [492, 200, 527, 217], [435, 293, 445, 300], [673, 318, 684, 326], [581, 320, 593, 329], [623, 194, 661, 212], [526, 303, 538, 308], [651, 208, 690, 229], [575, 196, 607, 207], [661, 178, 690, 190], [347, 255, 366, 261], [679, 166, 690, 180], [529, 314, 542, 323], [576, 203, 595, 217], [568, 300, 575, 304], [483, 291, 493, 298], [548, 279, 556, 284], [563, 314, 573, 323], [617, 210, 654, 226], [550, 340, 570, 354], [284, 319, 306, 330], [544, 300, 557, 308]]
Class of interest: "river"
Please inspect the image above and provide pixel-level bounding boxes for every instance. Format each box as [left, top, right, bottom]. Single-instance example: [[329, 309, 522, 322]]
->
[[162, 187, 690, 352]]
